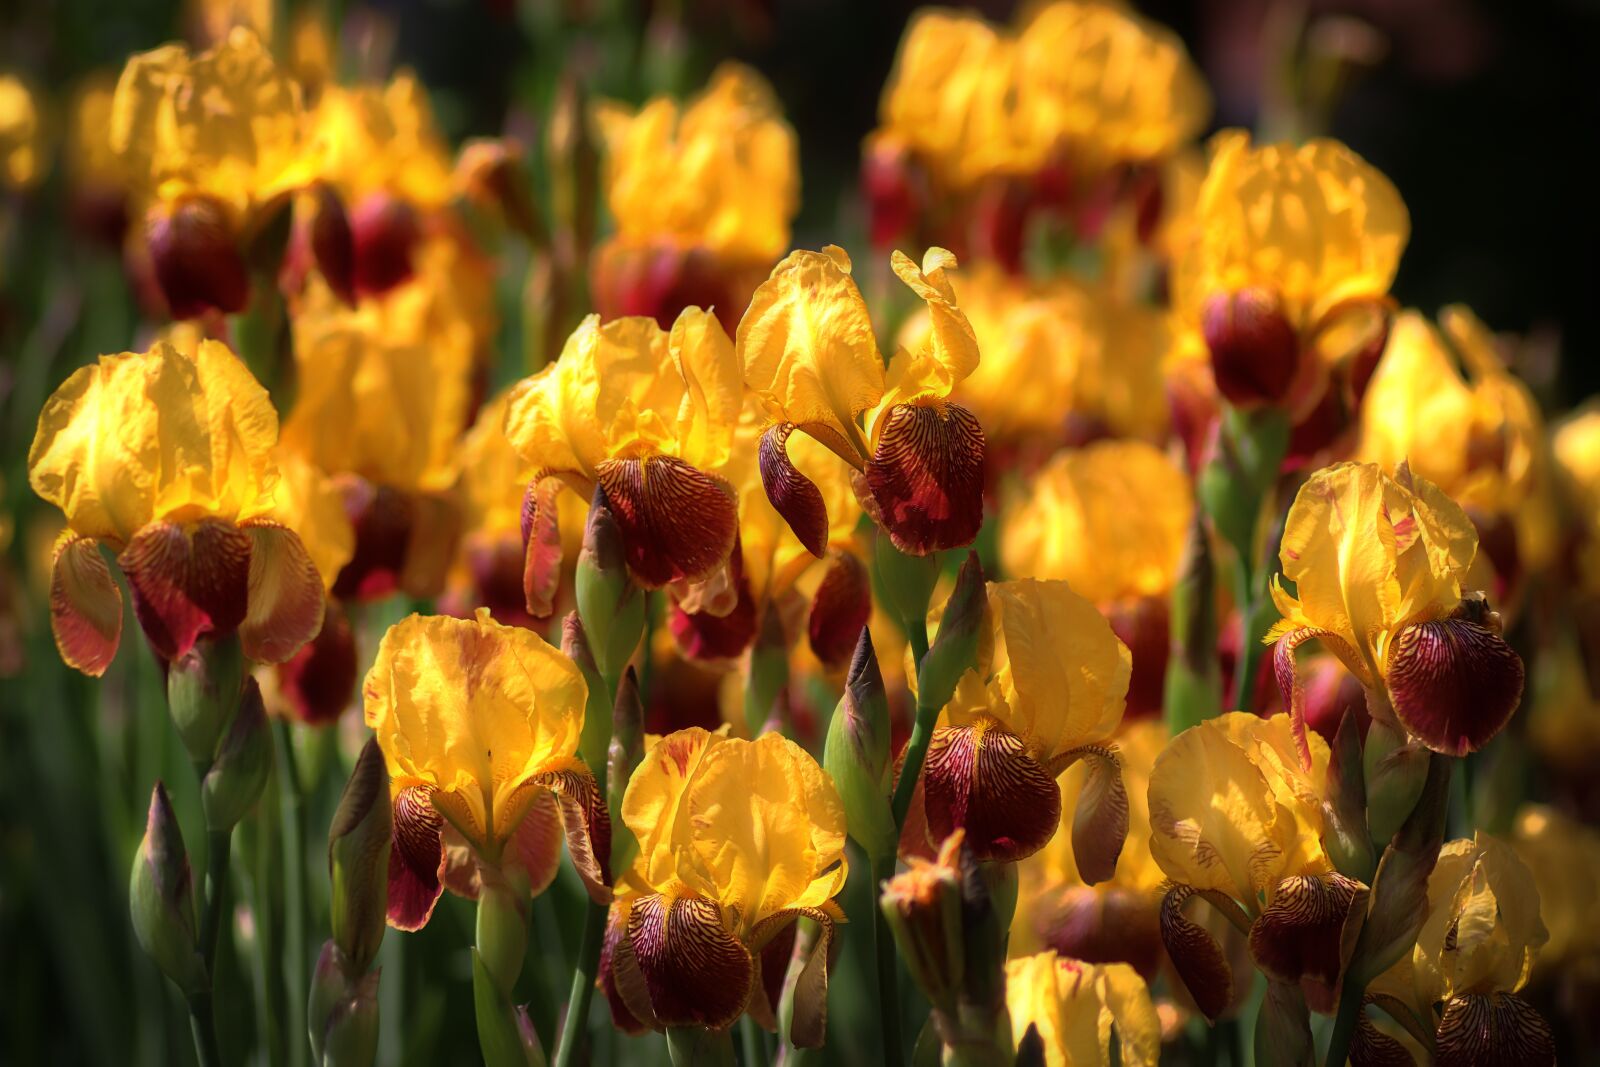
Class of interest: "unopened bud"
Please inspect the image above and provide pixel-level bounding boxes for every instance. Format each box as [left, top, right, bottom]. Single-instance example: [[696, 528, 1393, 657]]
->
[[130, 782, 206, 995], [1351, 752, 1451, 986], [873, 529, 940, 637], [308, 940, 380, 1067], [1321, 709, 1376, 884], [202, 676, 272, 831], [1202, 288, 1300, 408], [146, 194, 249, 319], [309, 182, 356, 305], [328, 739, 391, 973], [881, 831, 966, 1014], [548, 72, 598, 268], [1254, 980, 1315, 1067], [472, 947, 541, 1067], [350, 192, 420, 297], [1364, 718, 1430, 848], [475, 874, 528, 995], [168, 636, 245, 768], [825, 629, 895, 859], [1197, 406, 1289, 562], [917, 552, 986, 714], [576, 487, 645, 683]]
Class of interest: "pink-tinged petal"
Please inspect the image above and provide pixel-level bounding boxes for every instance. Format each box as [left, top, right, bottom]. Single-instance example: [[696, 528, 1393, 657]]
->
[[1387, 617, 1525, 757], [1435, 993, 1555, 1067], [520, 476, 565, 619], [595, 457, 737, 589], [350, 192, 420, 297], [627, 893, 753, 1031], [921, 721, 1061, 863], [239, 521, 325, 664], [668, 557, 758, 663], [275, 598, 357, 725], [760, 423, 830, 558], [1160, 885, 1235, 1022], [504, 789, 564, 898], [1248, 873, 1367, 1014], [599, 902, 652, 1035], [865, 402, 985, 555], [387, 785, 446, 931], [1274, 626, 1371, 771], [119, 519, 252, 661], [49, 535, 122, 676], [807, 551, 872, 669], [533, 761, 612, 904], [331, 478, 412, 602], [1066, 746, 1128, 887], [1034, 885, 1162, 981]]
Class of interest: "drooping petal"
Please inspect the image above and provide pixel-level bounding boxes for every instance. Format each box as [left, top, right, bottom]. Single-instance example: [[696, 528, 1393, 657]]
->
[[864, 401, 985, 555], [520, 475, 565, 618], [1033, 885, 1163, 981], [533, 760, 613, 904], [1386, 618, 1525, 757], [505, 789, 565, 898], [747, 904, 841, 1049], [758, 422, 830, 558], [239, 520, 324, 664], [49, 535, 122, 676], [595, 456, 737, 589], [922, 720, 1061, 863], [1434, 993, 1555, 1067], [275, 597, 357, 725], [599, 901, 652, 1034], [668, 564, 757, 662], [1273, 626, 1372, 771], [807, 551, 872, 669], [119, 518, 252, 661], [1064, 746, 1129, 887], [387, 785, 446, 931], [1159, 885, 1234, 1022], [627, 893, 754, 1031], [1248, 873, 1367, 1013]]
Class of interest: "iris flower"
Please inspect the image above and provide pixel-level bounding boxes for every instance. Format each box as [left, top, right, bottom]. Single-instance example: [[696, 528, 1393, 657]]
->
[[905, 579, 1131, 880], [739, 245, 986, 557], [1, 74, 41, 190], [364, 610, 610, 931], [28, 339, 325, 673], [1268, 462, 1525, 760], [1149, 713, 1366, 1018], [605, 728, 847, 1047], [504, 307, 743, 615], [1006, 951, 1160, 1067]]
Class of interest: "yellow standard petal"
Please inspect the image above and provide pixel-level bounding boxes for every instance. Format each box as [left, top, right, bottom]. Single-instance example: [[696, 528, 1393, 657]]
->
[[1006, 952, 1160, 1067]]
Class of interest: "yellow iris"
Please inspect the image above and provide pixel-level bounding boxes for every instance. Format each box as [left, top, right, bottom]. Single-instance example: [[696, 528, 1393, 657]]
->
[[1555, 405, 1600, 595], [1, 74, 42, 190], [1005, 951, 1160, 1067], [303, 75, 456, 211]]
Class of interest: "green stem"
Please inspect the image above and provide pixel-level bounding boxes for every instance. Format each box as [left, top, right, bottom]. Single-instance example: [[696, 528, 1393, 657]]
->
[[740, 1015, 770, 1067], [187, 990, 223, 1067], [1231, 568, 1273, 713], [1322, 971, 1365, 1067], [272, 720, 309, 1067], [907, 618, 930, 672], [872, 852, 905, 1067], [199, 828, 232, 972], [553, 901, 607, 1067], [666, 1026, 736, 1067], [891, 699, 938, 830]]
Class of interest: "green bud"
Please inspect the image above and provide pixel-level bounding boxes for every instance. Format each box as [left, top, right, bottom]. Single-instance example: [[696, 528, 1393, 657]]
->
[[167, 636, 244, 767], [547, 71, 598, 272], [955, 846, 1007, 1018], [608, 666, 644, 873], [1164, 511, 1222, 733], [1321, 710, 1375, 883], [917, 552, 986, 714], [129, 782, 207, 995], [575, 487, 645, 684], [880, 847, 965, 1015], [328, 738, 391, 973], [308, 940, 380, 1067], [743, 601, 790, 737], [1364, 718, 1430, 848], [1254, 980, 1315, 1067], [202, 676, 272, 831], [873, 530, 940, 636], [475, 874, 529, 995], [825, 629, 896, 859], [1352, 753, 1451, 986]]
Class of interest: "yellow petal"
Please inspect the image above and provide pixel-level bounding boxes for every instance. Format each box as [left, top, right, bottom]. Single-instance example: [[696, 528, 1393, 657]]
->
[[267, 449, 355, 590], [303, 74, 455, 207], [887, 247, 979, 394], [669, 307, 743, 472], [456, 389, 535, 541], [1005, 952, 1160, 1067], [620, 726, 726, 894], [1214, 712, 1331, 874]]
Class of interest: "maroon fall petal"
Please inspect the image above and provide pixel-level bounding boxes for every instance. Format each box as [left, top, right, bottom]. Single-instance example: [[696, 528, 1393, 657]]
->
[[1159, 885, 1235, 1022], [387, 785, 446, 932], [599, 902, 652, 1035], [239, 521, 325, 664], [921, 721, 1061, 863], [807, 551, 872, 669], [1202, 288, 1300, 408], [331, 478, 414, 602], [520, 476, 566, 619], [759, 423, 830, 558], [275, 598, 357, 725], [309, 182, 356, 305], [146, 194, 249, 320], [627, 894, 754, 1031], [119, 519, 252, 662], [1435, 993, 1555, 1067], [49, 535, 123, 676], [350, 192, 421, 297], [1107, 596, 1170, 720], [1351, 1008, 1417, 1067], [864, 401, 986, 556], [1248, 873, 1367, 1013], [1036, 885, 1163, 980], [594, 456, 738, 590], [1387, 617, 1525, 756], [668, 570, 758, 662]]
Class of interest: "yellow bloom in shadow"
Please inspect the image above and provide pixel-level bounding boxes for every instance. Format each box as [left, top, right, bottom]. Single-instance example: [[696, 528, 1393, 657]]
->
[[1007, 951, 1160, 1067]]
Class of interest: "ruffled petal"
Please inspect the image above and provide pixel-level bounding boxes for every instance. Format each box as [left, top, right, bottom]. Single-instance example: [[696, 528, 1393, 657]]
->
[[807, 551, 872, 669], [864, 401, 985, 555], [533, 760, 613, 904], [1159, 885, 1234, 1022], [595, 456, 737, 589], [759, 422, 830, 558], [49, 535, 122, 676], [1387, 618, 1524, 757], [387, 784, 447, 931], [1248, 873, 1367, 1013], [119, 518, 251, 661], [239, 520, 324, 664], [627, 893, 754, 1031], [921, 720, 1061, 863], [505, 789, 565, 898], [1435, 992, 1555, 1067]]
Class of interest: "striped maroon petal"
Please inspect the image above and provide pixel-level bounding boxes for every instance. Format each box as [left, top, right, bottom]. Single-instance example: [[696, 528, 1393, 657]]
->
[[759, 423, 830, 559], [275, 598, 357, 725], [239, 520, 325, 665], [1387, 617, 1525, 756], [533, 762, 612, 904], [1352, 1006, 1417, 1067], [1035, 885, 1162, 981], [1064, 746, 1129, 887], [1435, 993, 1555, 1067], [627, 894, 754, 1031], [1248, 873, 1367, 1013], [1160, 884, 1235, 1022], [387, 785, 446, 931], [865, 402, 985, 555], [595, 457, 738, 590], [119, 518, 251, 662], [520, 475, 566, 618], [599, 901, 652, 1034], [745, 919, 797, 1033], [49, 535, 122, 676], [922, 720, 1061, 863], [668, 571, 758, 663], [1274, 626, 1373, 771], [747, 905, 840, 1048], [807, 551, 872, 669]]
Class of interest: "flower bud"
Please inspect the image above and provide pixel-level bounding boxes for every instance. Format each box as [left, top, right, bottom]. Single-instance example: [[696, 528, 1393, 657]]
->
[[609, 665, 645, 872], [1321, 708, 1375, 883], [881, 831, 966, 1014], [1363, 717, 1430, 848], [1202, 288, 1300, 408], [455, 139, 543, 246], [917, 552, 986, 714], [1164, 511, 1221, 733], [308, 940, 380, 1067], [825, 629, 896, 859], [146, 194, 249, 319], [1254, 980, 1315, 1067], [1197, 407, 1290, 563], [328, 738, 391, 973], [168, 635, 245, 768], [202, 676, 272, 831], [129, 782, 206, 995], [472, 948, 541, 1067], [350, 192, 420, 297], [873, 527, 941, 637], [475, 874, 528, 995], [1351, 752, 1450, 986], [576, 486, 645, 684], [547, 71, 599, 268]]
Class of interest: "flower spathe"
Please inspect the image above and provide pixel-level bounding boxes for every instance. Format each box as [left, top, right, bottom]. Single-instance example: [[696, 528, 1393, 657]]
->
[[363, 609, 611, 931], [504, 307, 742, 614], [907, 578, 1131, 876], [1267, 461, 1525, 759], [28, 338, 324, 672], [607, 728, 848, 1046], [1006, 951, 1160, 1067], [738, 244, 986, 556]]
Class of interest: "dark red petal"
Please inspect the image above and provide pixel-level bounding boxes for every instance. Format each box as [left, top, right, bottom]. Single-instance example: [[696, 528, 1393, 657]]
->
[[595, 456, 737, 589], [309, 182, 355, 305], [146, 195, 249, 319], [807, 551, 872, 669], [534, 762, 612, 903], [599, 902, 652, 1034], [275, 598, 357, 725], [1069, 747, 1129, 887], [387, 785, 446, 931], [1107, 596, 1169, 720], [747, 907, 838, 1049], [331, 478, 413, 602], [49, 536, 122, 676], [519, 476, 566, 619], [759, 423, 830, 558], [1248, 873, 1367, 1013], [668, 557, 757, 663], [350, 192, 420, 297], [239, 521, 325, 664], [1160, 885, 1235, 1022], [1202, 288, 1299, 408], [1435, 993, 1555, 1067], [921, 721, 1061, 863], [865, 402, 985, 555], [1387, 618, 1525, 756], [1035, 884, 1162, 980], [119, 519, 251, 661], [627, 894, 753, 1031], [745, 919, 798, 1032]]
